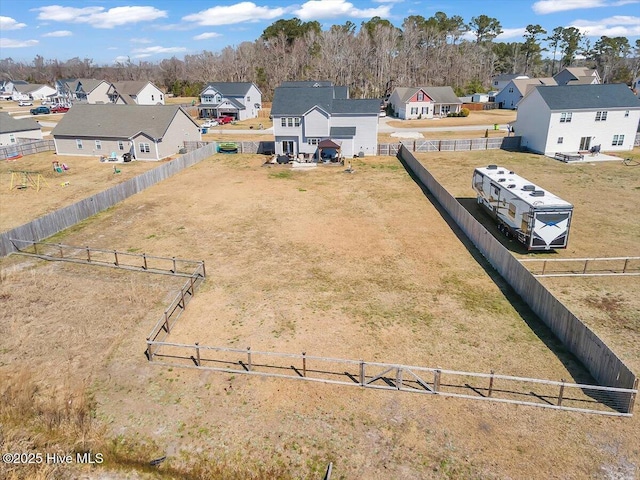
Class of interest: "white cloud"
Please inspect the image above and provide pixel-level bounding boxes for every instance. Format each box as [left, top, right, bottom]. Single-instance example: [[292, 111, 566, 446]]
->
[[34, 5, 167, 29], [0, 16, 27, 30], [569, 15, 640, 36], [194, 32, 222, 40], [182, 2, 285, 26], [131, 46, 188, 56], [496, 28, 528, 40], [42, 30, 73, 37], [131, 37, 153, 44], [113, 55, 130, 63], [295, 0, 391, 20], [0, 38, 38, 48], [532, 0, 639, 14]]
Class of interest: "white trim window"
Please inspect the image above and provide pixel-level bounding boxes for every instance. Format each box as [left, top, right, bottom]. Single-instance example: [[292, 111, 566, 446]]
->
[[560, 112, 572, 123], [76, 139, 83, 150], [139, 142, 150, 153], [118, 141, 125, 151], [557, 137, 563, 144], [307, 138, 320, 145], [624, 110, 629, 117], [9, 134, 15, 144], [410, 107, 418, 115], [95, 140, 102, 150], [612, 134, 624, 146], [281, 117, 301, 127], [417, 92, 424, 101], [595, 111, 608, 121]]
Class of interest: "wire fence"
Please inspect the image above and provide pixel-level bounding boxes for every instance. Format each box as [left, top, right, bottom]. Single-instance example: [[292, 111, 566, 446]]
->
[[146, 342, 638, 416]]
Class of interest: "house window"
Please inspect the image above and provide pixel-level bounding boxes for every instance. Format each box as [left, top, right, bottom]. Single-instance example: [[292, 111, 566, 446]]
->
[[560, 112, 572, 123], [624, 110, 629, 117], [612, 134, 624, 146], [417, 92, 424, 101], [422, 107, 428, 114], [281, 117, 300, 127], [160, 94, 163, 101], [595, 111, 607, 121], [557, 137, 563, 144], [203, 95, 214, 103], [508, 87, 514, 93], [9, 134, 15, 144], [95, 140, 102, 150], [247, 96, 250, 102], [410, 107, 418, 115], [308, 138, 320, 145], [139, 142, 150, 153], [76, 139, 83, 150], [118, 141, 124, 151], [151, 94, 155, 101]]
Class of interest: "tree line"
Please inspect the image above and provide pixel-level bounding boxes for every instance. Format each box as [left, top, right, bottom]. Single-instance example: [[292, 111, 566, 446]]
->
[[1, 13, 638, 100]]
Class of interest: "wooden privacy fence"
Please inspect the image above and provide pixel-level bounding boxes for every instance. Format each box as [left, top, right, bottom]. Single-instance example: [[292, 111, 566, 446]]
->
[[146, 342, 638, 416], [520, 257, 640, 277], [397, 145, 637, 412], [0, 142, 218, 257], [8, 239, 206, 278], [1, 139, 55, 159]]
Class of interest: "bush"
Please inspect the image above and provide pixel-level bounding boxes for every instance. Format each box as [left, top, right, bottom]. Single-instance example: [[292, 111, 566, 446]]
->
[[460, 108, 470, 117]]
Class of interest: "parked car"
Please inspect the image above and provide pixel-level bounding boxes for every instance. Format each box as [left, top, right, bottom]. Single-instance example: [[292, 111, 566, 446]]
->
[[50, 105, 70, 113], [202, 119, 219, 128], [30, 106, 50, 115], [215, 116, 234, 124], [18, 100, 33, 106]]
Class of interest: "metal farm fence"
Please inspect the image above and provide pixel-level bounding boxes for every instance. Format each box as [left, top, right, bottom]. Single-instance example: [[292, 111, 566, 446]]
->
[[146, 343, 638, 416]]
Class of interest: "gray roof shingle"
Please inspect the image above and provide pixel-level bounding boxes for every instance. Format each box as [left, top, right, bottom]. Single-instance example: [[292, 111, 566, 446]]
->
[[0, 112, 41, 134], [205, 82, 258, 96], [271, 84, 379, 116], [51, 104, 193, 139], [535, 84, 640, 110]]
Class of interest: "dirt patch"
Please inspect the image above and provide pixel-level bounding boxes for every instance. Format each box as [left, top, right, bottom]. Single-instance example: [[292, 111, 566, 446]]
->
[[1, 152, 638, 479]]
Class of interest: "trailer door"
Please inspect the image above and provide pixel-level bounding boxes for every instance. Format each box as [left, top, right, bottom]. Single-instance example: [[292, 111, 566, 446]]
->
[[528, 210, 573, 250]]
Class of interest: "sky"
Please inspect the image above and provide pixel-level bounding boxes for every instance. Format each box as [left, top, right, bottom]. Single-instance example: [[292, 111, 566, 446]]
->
[[0, 0, 639, 64]]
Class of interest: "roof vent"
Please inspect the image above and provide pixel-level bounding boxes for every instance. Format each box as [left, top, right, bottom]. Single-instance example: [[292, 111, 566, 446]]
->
[[497, 170, 505, 174], [487, 165, 498, 169], [507, 184, 516, 188], [498, 178, 506, 182], [522, 184, 535, 191], [509, 171, 514, 174], [530, 190, 545, 197]]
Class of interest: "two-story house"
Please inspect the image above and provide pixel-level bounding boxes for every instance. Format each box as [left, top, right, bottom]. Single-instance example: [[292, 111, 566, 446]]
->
[[514, 83, 640, 156], [491, 74, 529, 93], [55, 78, 111, 104], [553, 67, 600, 86], [271, 81, 381, 159], [108, 81, 165, 105], [198, 82, 261, 121], [387, 86, 462, 119], [495, 77, 557, 109]]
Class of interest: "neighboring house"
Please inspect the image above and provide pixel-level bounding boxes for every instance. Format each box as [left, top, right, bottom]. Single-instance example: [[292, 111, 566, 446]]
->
[[553, 67, 600, 86], [109, 81, 165, 105], [51, 104, 201, 160], [471, 93, 491, 103], [388, 86, 462, 119], [514, 83, 640, 156], [632, 76, 640, 99], [0, 80, 28, 100], [495, 77, 557, 109], [271, 81, 380, 158], [13, 83, 57, 100], [0, 112, 43, 145], [198, 82, 262, 121], [491, 74, 529, 92], [55, 78, 111, 104]]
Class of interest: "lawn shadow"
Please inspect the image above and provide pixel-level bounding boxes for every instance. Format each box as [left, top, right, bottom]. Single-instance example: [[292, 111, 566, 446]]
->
[[396, 154, 595, 387]]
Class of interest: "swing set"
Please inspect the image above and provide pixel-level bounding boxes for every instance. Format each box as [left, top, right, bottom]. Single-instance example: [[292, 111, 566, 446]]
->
[[9, 170, 49, 191]]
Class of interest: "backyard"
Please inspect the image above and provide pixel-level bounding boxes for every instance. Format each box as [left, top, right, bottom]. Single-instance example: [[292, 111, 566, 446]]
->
[[1, 148, 639, 479]]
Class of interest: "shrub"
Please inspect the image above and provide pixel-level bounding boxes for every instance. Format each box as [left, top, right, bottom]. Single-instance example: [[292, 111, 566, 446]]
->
[[460, 108, 470, 117]]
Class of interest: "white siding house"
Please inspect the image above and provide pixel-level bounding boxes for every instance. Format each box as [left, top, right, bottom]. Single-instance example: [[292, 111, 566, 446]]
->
[[0, 112, 43, 145], [495, 77, 556, 109], [109, 81, 165, 105], [271, 81, 380, 159], [515, 83, 640, 156], [198, 82, 262, 121]]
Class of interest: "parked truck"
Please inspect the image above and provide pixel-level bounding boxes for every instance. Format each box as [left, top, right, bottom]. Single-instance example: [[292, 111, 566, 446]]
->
[[472, 165, 573, 251]]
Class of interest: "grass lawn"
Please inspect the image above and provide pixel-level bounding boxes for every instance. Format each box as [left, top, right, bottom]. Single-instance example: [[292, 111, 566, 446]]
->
[[1, 150, 639, 479]]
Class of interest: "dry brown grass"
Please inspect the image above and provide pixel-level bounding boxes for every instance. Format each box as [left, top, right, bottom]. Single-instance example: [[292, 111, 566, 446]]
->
[[0, 152, 166, 231], [386, 109, 517, 128], [1, 150, 639, 479]]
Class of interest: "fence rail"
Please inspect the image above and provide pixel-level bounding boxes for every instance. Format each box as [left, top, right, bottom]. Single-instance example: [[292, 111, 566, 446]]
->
[[1, 139, 55, 159], [8, 239, 205, 278], [146, 342, 638, 416], [520, 256, 640, 277]]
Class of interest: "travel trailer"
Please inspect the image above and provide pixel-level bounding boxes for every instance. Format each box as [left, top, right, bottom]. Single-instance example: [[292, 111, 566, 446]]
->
[[472, 165, 573, 250]]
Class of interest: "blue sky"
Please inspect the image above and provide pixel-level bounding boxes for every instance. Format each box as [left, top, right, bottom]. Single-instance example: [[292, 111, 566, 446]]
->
[[1, 0, 639, 64]]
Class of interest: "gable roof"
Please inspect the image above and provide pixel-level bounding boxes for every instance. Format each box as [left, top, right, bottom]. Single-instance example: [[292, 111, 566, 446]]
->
[[14, 84, 49, 94], [51, 104, 198, 139], [510, 78, 557, 95], [271, 83, 379, 116], [533, 83, 640, 110], [76, 78, 107, 93], [493, 73, 528, 82], [393, 86, 461, 104], [203, 82, 258, 97], [111, 81, 158, 97], [0, 112, 41, 134]]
